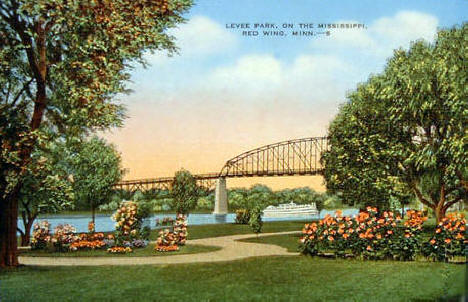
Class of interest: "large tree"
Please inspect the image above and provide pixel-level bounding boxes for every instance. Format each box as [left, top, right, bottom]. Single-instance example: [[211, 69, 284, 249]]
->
[[323, 24, 468, 222], [0, 0, 192, 267]]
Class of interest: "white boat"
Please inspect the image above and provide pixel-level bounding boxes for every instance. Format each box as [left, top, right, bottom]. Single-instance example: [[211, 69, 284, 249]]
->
[[262, 202, 319, 217]]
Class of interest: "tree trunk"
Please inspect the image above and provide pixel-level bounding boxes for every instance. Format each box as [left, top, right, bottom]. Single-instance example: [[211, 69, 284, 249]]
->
[[0, 192, 20, 268], [435, 204, 446, 224], [91, 202, 95, 225], [20, 216, 35, 247]]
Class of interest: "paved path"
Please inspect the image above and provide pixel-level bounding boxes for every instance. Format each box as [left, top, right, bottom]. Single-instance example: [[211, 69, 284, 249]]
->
[[19, 231, 301, 266]]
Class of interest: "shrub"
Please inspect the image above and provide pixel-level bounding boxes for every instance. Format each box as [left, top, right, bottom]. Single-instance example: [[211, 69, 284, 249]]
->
[[155, 229, 179, 252], [52, 224, 77, 252], [422, 213, 466, 261], [249, 206, 263, 235], [112, 201, 149, 245], [31, 221, 51, 250], [235, 209, 251, 224], [156, 217, 175, 226], [173, 214, 188, 245], [299, 207, 428, 261]]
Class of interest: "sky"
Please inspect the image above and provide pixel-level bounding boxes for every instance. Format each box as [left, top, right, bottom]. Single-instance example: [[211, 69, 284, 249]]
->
[[102, 0, 467, 191]]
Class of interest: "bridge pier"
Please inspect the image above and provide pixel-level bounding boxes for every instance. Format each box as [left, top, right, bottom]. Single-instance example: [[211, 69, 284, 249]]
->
[[213, 177, 228, 214]]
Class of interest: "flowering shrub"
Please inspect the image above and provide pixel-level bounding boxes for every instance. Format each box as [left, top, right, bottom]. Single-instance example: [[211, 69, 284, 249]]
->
[[31, 221, 51, 250], [235, 209, 250, 224], [423, 213, 466, 261], [300, 208, 427, 261], [389, 210, 426, 261], [173, 214, 188, 245], [156, 217, 175, 226], [155, 229, 179, 252], [52, 224, 77, 252], [107, 246, 133, 254], [112, 201, 142, 245]]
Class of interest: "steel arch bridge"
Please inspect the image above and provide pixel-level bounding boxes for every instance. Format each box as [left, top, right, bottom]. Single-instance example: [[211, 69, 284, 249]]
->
[[113, 137, 329, 192]]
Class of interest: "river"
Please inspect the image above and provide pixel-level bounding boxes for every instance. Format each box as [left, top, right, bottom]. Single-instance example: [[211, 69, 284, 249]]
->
[[17, 209, 360, 234]]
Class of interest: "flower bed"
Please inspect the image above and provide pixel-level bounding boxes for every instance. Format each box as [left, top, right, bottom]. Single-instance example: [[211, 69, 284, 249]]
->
[[299, 208, 465, 262]]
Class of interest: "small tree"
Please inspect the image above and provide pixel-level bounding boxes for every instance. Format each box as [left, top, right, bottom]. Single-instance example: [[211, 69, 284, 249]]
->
[[70, 137, 122, 223], [171, 169, 199, 215], [249, 206, 263, 236], [18, 142, 74, 246]]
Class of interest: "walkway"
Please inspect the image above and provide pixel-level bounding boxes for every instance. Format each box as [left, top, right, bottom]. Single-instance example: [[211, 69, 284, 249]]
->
[[18, 231, 300, 266]]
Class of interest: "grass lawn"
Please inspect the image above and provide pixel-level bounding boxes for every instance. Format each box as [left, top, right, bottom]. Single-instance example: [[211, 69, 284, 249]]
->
[[0, 256, 464, 301], [239, 233, 301, 252], [150, 220, 309, 240], [19, 243, 220, 258]]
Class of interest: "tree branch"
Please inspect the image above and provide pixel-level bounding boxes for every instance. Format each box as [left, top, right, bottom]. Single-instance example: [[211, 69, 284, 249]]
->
[[410, 182, 434, 208]]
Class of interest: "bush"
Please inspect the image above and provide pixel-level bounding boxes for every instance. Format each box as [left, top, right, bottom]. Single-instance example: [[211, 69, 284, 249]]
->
[[235, 209, 251, 224], [300, 208, 428, 261], [422, 213, 466, 261], [112, 201, 149, 246], [155, 229, 179, 252], [173, 214, 188, 245], [249, 206, 263, 235], [31, 221, 51, 250], [52, 224, 77, 252]]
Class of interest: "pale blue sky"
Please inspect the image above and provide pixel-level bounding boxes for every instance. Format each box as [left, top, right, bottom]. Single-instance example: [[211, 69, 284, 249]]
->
[[104, 0, 467, 185]]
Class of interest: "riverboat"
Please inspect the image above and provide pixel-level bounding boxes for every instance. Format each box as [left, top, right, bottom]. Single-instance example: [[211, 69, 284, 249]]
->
[[262, 202, 319, 217]]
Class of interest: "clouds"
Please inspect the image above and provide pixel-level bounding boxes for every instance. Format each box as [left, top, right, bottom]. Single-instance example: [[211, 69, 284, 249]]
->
[[314, 11, 439, 60], [145, 15, 237, 65], [106, 10, 443, 180]]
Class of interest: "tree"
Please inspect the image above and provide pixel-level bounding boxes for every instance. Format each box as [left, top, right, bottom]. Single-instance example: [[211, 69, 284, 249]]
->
[[322, 75, 413, 211], [171, 169, 199, 215], [323, 24, 468, 222], [17, 140, 74, 246], [70, 136, 122, 223], [0, 0, 193, 267]]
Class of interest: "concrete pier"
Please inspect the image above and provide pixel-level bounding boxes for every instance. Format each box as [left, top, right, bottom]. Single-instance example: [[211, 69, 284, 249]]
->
[[213, 177, 228, 214]]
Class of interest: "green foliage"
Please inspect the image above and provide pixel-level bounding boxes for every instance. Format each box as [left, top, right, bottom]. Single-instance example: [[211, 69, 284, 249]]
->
[[248, 206, 263, 235], [421, 213, 466, 261], [235, 209, 251, 224], [322, 24, 468, 219], [171, 169, 199, 215], [70, 137, 122, 212], [0, 0, 193, 265]]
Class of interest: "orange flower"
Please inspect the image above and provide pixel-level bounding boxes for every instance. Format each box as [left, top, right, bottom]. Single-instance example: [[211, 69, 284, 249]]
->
[[404, 233, 411, 238], [455, 233, 464, 240], [328, 236, 334, 241], [376, 234, 382, 240], [444, 238, 451, 244], [387, 230, 393, 235], [343, 233, 349, 239], [436, 228, 441, 234], [335, 210, 343, 217], [366, 245, 372, 251], [430, 239, 436, 245]]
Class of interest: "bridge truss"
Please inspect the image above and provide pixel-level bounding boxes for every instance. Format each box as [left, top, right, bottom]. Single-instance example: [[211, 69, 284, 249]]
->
[[114, 137, 329, 192]]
